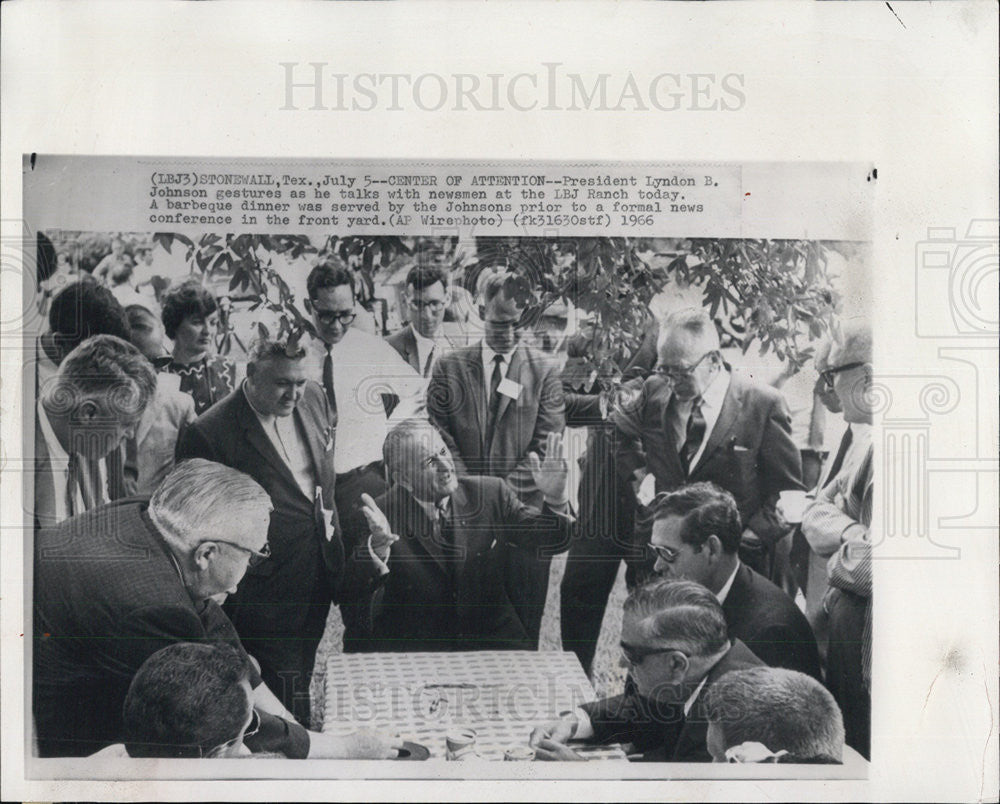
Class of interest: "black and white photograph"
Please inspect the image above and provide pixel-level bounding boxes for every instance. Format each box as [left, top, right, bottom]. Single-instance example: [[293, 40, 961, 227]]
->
[[2, 3, 997, 802]]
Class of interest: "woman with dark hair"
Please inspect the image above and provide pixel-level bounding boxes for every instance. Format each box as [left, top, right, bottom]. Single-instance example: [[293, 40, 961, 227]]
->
[[160, 279, 238, 414]]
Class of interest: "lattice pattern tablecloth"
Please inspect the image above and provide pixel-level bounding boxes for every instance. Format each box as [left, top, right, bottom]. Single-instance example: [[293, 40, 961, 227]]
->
[[324, 651, 626, 761]]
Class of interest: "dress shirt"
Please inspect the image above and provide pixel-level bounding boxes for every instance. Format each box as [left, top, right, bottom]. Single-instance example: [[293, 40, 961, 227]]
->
[[481, 342, 514, 402], [244, 385, 316, 500], [410, 326, 441, 377], [414, 495, 448, 522], [308, 328, 425, 474], [670, 368, 731, 473], [715, 563, 740, 605], [36, 400, 108, 522]]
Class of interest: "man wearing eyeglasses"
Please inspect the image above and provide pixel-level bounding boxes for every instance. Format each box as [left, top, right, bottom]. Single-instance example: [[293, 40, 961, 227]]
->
[[529, 578, 763, 762], [387, 264, 452, 377], [427, 268, 567, 647], [800, 319, 873, 759], [177, 336, 398, 727], [34, 459, 399, 759], [614, 307, 803, 578]]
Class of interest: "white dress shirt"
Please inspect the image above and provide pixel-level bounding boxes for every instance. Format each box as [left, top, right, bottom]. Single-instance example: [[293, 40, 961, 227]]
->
[[670, 368, 731, 473], [410, 326, 441, 377], [715, 562, 740, 605], [244, 385, 316, 500], [36, 400, 108, 522], [308, 328, 425, 474]]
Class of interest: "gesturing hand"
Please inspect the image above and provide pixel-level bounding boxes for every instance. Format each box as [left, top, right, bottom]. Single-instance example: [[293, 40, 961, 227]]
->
[[528, 431, 569, 505], [360, 492, 398, 560]]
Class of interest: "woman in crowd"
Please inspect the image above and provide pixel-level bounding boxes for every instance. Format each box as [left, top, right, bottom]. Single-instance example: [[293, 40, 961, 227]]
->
[[160, 279, 239, 415]]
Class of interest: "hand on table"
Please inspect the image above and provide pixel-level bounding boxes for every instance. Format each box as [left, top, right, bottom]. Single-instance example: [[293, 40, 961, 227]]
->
[[533, 738, 586, 761], [306, 728, 403, 759]]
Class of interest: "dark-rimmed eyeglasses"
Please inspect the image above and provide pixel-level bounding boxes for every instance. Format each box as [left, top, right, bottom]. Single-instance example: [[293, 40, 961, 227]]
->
[[315, 310, 357, 327], [407, 297, 447, 313], [654, 350, 717, 382], [213, 540, 271, 568], [648, 541, 703, 564], [819, 361, 864, 389], [620, 641, 689, 667]]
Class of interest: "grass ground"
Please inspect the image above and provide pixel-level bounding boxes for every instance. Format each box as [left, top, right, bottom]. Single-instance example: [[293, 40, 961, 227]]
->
[[309, 552, 629, 730]]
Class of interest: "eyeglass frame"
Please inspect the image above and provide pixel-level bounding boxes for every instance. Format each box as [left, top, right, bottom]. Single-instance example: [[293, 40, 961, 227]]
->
[[406, 296, 447, 313], [619, 640, 690, 667], [202, 708, 261, 758], [209, 540, 271, 568], [654, 349, 719, 382], [819, 361, 865, 389], [647, 540, 704, 564], [313, 309, 357, 327]]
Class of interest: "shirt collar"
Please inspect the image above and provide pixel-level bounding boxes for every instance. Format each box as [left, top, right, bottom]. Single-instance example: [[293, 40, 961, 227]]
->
[[699, 365, 730, 411], [482, 340, 515, 369], [683, 675, 709, 717], [36, 400, 70, 464], [410, 324, 436, 350], [715, 562, 740, 604], [414, 495, 449, 521]]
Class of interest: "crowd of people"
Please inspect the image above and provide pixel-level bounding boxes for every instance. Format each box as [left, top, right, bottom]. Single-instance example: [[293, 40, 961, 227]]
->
[[31, 249, 873, 765]]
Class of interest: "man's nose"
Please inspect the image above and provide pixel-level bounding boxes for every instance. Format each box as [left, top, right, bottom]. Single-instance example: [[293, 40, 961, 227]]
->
[[653, 557, 667, 574]]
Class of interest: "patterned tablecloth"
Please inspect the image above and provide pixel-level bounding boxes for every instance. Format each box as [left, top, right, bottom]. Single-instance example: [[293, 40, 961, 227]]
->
[[324, 650, 627, 761]]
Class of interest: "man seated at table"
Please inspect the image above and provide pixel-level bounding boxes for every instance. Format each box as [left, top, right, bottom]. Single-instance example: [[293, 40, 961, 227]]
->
[[703, 666, 846, 764], [120, 642, 259, 758], [343, 419, 573, 652], [648, 482, 822, 680], [529, 578, 763, 762]]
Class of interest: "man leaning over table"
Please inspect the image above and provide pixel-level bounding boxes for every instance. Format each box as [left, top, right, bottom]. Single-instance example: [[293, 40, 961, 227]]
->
[[34, 459, 399, 759], [176, 335, 397, 727], [344, 420, 573, 652], [529, 578, 763, 762]]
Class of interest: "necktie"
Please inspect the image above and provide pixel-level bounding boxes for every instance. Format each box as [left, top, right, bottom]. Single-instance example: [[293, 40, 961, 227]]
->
[[322, 348, 337, 416], [66, 452, 98, 515], [436, 501, 454, 553], [679, 396, 705, 475], [423, 346, 436, 378], [824, 425, 854, 483], [486, 354, 504, 452]]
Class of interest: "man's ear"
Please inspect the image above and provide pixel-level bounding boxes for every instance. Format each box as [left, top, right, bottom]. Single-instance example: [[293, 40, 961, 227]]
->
[[667, 651, 690, 679], [705, 534, 724, 560], [478, 304, 486, 321], [191, 541, 217, 570], [75, 398, 101, 422]]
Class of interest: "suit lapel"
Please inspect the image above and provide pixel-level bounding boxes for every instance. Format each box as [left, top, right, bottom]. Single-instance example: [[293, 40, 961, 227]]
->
[[461, 347, 487, 448], [297, 394, 334, 498], [655, 383, 686, 480], [691, 374, 743, 478], [493, 346, 522, 430], [391, 487, 451, 575], [403, 326, 420, 373]]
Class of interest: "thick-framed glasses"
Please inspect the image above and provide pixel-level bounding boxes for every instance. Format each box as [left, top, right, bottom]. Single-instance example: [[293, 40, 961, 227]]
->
[[204, 708, 260, 758], [213, 540, 271, 568], [407, 297, 447, 313], [819, 361, 864, 389], [620, 641, 689, 667], [647, 541, 703, 563], [315, 310, 357, 327], [654, 350, 717, 382]]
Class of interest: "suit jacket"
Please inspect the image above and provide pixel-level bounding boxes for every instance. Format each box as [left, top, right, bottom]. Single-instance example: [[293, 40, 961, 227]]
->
[[428, 342, 565, 506], [386, 325, 425, 375], [722, 562, 822, 680], [581, 639, 764, 762], [32, 498, 312, 757], [614, 370, 803, 546], [176, 383, 378, 606], [125, 372, 197, 496], [347, 476, 573, 652]]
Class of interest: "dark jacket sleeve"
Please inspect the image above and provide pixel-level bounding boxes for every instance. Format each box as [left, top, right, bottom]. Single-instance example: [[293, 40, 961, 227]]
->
[[497, 477, 574, 555], [745, 393, 805, 545], [580, 692, 684, 750], [175, 420, 221, 463], [564, 391, 605, 428]]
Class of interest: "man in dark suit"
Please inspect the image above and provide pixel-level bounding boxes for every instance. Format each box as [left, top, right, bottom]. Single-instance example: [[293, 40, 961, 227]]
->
[[34, 334, 156, 530], [176, 336, 395, 725], [386, 264, 450, 377], [427, 268, 566, 646], [346, 420, 573, 652], [33, 459, 397, 759], [615, 308, 804, 576], [530, 578, 764, 762], [648, 482, 821, 680]]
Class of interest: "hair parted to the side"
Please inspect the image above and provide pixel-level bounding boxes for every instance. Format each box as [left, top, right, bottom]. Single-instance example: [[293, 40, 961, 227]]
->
[[651, 482, 743, 554], [307, 257, 355, 300], [160, 278, 219, 340], [48, 276, 132, 350], [623, 577, 728, 657], [149, 459, 272, 547], [475, 267, 524, 307], [45, 334, 157, 423], [123, 642, 254, 758], [704, 666, 845, 763]]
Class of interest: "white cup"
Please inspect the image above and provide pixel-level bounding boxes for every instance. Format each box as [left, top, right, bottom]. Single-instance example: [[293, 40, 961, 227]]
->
[[777, 490, 810, 524]]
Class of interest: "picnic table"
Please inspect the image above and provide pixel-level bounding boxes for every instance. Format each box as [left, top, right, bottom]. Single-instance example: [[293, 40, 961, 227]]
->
[[323, 650, 627, 761]]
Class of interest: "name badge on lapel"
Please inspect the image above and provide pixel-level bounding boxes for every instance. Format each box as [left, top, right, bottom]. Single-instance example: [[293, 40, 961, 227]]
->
[[323, 425, 335, 452], [497, 377, 523, 400], [314, 486, 336, 541]]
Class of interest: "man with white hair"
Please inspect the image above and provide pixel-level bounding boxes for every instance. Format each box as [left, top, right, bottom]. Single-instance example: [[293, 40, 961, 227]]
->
[[801, 318, 874, 758], [615, 307, 804, 577], [33, 459, 399, 759]]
